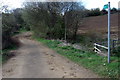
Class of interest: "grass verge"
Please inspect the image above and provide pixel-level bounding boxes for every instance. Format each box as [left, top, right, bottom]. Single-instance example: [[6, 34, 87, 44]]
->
[[1, 45, 18, 64], [19, 27, 29, 33], [34, 37, 119, 78]]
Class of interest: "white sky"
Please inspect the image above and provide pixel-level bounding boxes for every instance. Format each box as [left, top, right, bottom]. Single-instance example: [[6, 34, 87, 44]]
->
[[1, 0, 120, 10], [82, 0, 120, 10]]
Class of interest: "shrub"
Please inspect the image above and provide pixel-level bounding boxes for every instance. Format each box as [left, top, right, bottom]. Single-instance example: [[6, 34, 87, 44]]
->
[[112, 46, 120, 56], [2, 13, 17, 49]]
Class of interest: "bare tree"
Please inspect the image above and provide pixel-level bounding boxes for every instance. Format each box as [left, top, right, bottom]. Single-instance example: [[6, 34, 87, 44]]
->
[[64, 2, 85, 41]]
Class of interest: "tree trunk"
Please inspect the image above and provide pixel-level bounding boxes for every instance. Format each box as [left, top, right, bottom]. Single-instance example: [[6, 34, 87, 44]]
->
[[72, 21, 78, 41]]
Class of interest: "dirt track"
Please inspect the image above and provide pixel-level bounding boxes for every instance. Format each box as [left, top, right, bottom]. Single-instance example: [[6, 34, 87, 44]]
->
[[2, 33, 100, 78]]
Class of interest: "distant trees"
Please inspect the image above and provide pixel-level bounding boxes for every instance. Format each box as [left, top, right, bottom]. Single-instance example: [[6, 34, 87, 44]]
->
[[85, 7, 118, 17], [2, 2, 118, 48], [101, 9, 108, 15], [111, 7, 118, 14], [21, 2, 118, 42], [22, 2, 65, 39], [22, 2, 85, 41], [45, 2, 65, 39], [85, 8, 101, 17], [1, 2, 118, 49]]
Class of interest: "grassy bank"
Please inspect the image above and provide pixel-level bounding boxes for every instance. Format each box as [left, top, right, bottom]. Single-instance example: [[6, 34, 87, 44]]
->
[[34, 37, 119, 78], [1, 45, 18, 64], [0, 54, 2, 64]]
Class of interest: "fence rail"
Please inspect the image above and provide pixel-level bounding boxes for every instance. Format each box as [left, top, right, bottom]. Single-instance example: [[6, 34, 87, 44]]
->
[[94, 43, 108, 56], [94, 39, 120, 56], [95, 39, 119, 52]]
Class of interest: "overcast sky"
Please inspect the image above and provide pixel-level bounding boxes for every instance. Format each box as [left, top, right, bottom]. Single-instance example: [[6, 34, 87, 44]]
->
[[82, 0, 119, 10], [2, 0, 120, 10]]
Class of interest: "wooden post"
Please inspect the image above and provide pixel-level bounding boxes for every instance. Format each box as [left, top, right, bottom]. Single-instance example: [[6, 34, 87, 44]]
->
[[112, 40, 115, 51]]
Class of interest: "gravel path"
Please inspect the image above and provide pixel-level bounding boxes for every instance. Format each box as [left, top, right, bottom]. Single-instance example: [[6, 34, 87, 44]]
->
[[2, 33, 100, 78]]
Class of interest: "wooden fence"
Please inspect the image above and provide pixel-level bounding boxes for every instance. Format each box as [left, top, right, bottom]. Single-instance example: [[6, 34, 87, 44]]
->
[[112, 40, 120, 50], [94, 39, 119, 56], [94, 43, 108, 56]]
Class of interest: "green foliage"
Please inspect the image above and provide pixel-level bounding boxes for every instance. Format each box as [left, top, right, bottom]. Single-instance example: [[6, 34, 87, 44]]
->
[[47, 16, 65, 39], [22, 2, 85, 40], [19, 27, 28, 33], [2, 45, 17, 64], [111, 7, 118, 14], [0, 55, 2, 64], [112, 46, 120, 56], [22, 3, 52, 38], [35, 37, 119, 78], [85, 8, 101, 17], [1, 8, 23, 63], [2, 8, 23, 49], [2, 13, 16, 32], [85, 8, 118, 17], [13, 8, 24, 25], [101, 9, 108, 15], [2, 13, 17, 49]]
